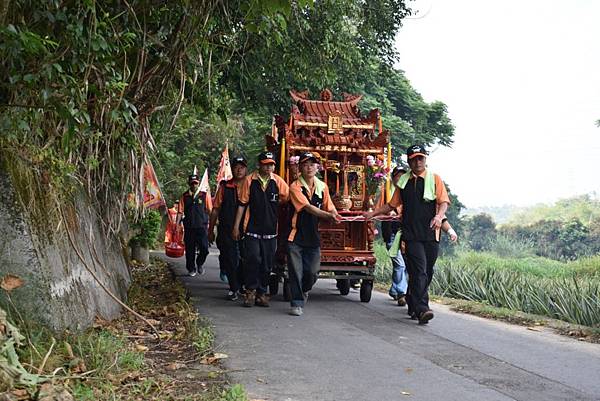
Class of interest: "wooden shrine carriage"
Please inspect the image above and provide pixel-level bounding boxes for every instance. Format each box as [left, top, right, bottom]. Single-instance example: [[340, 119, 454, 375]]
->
[[267, 89, 392, 303]]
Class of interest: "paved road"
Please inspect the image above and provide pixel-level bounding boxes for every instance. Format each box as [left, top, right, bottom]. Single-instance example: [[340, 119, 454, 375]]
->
[[156, 251, 600, 401]]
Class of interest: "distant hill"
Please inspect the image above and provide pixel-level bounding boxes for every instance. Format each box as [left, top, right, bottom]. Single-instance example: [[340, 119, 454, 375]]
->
[[461, 205, 525, 225], [461, 193, 600, 226]]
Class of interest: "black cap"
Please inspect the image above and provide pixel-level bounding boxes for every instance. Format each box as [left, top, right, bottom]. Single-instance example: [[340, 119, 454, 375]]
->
[[407, 144, 428, 159], [188, 174, 200, 183], [258, 151, 276, 164], [299, 152, 319, 164], [391, 166, 406, 177], [231, 156, 247, 167]]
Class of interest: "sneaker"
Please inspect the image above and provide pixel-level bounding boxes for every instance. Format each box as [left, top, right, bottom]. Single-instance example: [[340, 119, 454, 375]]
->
[[197, 265, 206, 275], [189, 268, 198, 277], [255, 293, 270, 307], [289, 306, 303, 316], [389, 293, 398, 300], [418, 310, 434, 325], [220, 272, 229, 283], [243, 290, 256, 307], [397, 296, 407, 307], [227, 291, 238, 301]]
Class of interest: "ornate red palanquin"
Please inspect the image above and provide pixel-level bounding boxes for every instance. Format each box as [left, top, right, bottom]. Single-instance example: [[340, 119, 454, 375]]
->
[[268, 89, 393, 300]]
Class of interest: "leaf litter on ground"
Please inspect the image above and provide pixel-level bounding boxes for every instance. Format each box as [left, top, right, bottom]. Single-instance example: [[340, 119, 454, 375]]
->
[[1, 258, 243, 401]]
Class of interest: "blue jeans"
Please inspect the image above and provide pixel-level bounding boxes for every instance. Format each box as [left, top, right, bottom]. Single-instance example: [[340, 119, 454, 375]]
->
[[387, 232, 408, 297], [287, 242, 320, 307]]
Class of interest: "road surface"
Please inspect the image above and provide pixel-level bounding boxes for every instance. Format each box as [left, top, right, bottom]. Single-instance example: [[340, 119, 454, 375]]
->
[[156, 251, 600, 401]]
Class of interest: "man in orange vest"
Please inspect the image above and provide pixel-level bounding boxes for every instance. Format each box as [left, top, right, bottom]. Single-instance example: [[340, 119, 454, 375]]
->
[[365, 145, 450, 324]]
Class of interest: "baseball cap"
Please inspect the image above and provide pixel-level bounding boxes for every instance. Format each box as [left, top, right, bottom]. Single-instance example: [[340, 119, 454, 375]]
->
[[407, 144, 428, 159], [391, 166, 406, 177], [231, 156, 247, 167], [188, 174, 200, 184], [299, 152, 319, 164], [258, 151, 276, 165]]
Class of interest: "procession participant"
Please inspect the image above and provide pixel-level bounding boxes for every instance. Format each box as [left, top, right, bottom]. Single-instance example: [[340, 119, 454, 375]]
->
[[232, 151, 289, 307], [287, 152, 341, 316], [177, 172, 211, 276], [364, 144, 450, 324], [405, 216, 458, 318], [208, 156, 248, 300], [381, 166, 409, 306]]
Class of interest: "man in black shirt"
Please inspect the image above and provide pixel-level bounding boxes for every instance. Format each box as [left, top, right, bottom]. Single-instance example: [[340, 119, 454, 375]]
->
[[232, 152, 289, 307], [177, 173, 211, 276], [365, 145, 450, 324], [208, 156, 248, 300]]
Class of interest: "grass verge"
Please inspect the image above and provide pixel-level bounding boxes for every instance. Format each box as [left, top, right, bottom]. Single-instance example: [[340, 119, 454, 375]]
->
[[432, 296, 600, 343], [1, 258, 248, 401]]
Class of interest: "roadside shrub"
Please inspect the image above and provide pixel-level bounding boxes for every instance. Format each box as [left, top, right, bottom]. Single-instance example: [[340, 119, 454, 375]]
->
[[129, 209, 162, 249], [486, 233, 535, 258]]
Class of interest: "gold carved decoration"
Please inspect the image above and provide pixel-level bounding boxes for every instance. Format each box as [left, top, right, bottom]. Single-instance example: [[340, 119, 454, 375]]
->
[[345, 165, 364, 200], [328, 113, 343, 134]]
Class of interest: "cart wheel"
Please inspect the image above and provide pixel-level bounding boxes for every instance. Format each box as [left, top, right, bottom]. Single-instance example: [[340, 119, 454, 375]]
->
[[360, 280, 373, 302], [283, 279, 292, 302], [337, 279, 350, 296], [268, 275, 279, 296]]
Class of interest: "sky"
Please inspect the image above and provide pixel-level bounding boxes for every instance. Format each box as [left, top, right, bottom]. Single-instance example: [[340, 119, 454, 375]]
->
[[394, 0, 600, 209]]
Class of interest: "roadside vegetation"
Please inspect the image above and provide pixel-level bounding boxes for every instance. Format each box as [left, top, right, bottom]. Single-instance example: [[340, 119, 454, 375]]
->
[[1, 259, 247, 401]]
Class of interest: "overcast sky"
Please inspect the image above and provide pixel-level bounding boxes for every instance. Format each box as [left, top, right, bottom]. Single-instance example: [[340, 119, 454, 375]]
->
[[394, 0, 600, 208]]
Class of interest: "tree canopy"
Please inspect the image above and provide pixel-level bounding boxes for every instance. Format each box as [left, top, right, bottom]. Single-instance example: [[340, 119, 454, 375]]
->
[[2, 0, 458, 230]]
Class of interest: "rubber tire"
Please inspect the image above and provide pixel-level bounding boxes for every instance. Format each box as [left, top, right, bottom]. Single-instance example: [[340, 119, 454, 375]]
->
[[337, 279, 350, 296], [283, 279, 292, 302], [268, 275, 279, 296], [360, 280, 373, 302]]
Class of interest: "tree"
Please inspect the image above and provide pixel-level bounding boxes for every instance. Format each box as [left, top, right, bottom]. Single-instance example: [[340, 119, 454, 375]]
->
[[465, 213, 497, 251], [152, 0, 456, 204], [1, 0, 298, 233]]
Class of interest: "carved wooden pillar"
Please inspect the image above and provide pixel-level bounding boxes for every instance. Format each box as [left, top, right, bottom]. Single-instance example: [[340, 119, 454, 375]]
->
[[342, 153, 348, 197]]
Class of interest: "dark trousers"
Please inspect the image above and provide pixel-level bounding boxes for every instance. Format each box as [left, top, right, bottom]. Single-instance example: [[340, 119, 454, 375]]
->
[[184, 227, 209, 273], [404, 240, 439, 316], [287, 242, 321, 307], [243, 236, 276, 295], [217, 228, 242, 293]]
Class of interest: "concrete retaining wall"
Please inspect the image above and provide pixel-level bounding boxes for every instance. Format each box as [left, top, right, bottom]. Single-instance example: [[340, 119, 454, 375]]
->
[[0, 162, 131, 332]]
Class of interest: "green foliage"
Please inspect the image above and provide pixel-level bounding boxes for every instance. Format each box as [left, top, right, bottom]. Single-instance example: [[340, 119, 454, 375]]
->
[[500, 218, 598, 260], [129, 210, 162, 248], [464, 213, 497, 251], [152, 104, 263, 204], [431, 257, 600, 327], [226, 0, 410, 113], [374, 240, 392, 283], [439, 183, 464, 256], [1, 0, 300, 234], [192, 319, 215, 355], [439, 251, 580, 278], [507, 194, 600, 226], [220, 384, 248, 401], [484, 234, 536, 258], [152, 0, 456, 204]]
